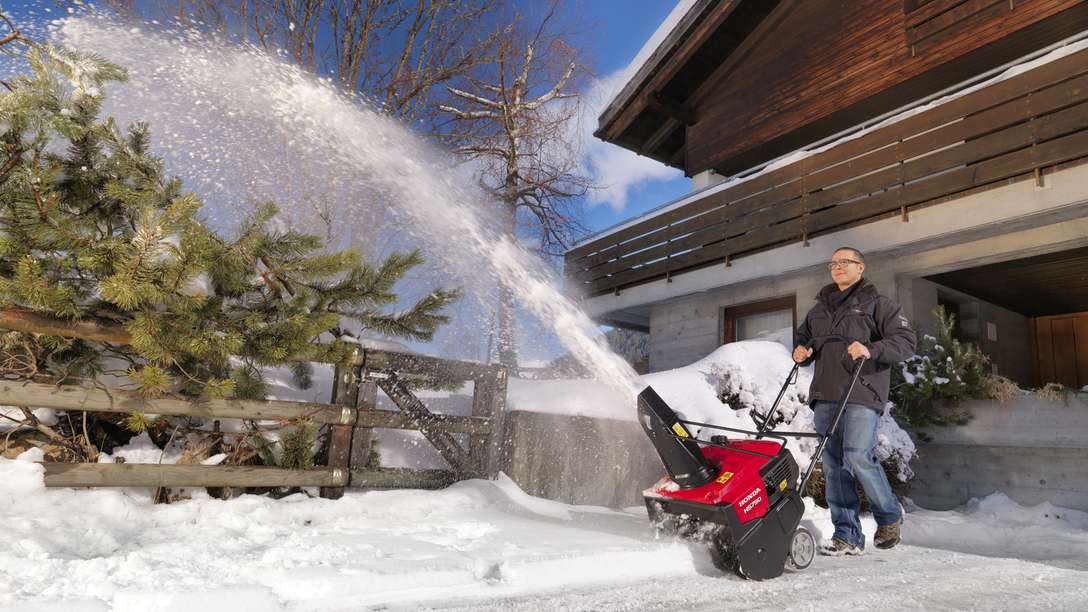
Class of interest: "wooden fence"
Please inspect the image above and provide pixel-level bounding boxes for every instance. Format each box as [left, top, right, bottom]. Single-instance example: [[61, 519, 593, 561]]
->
[[566, 45, 1088, 296], [2, 348, 506, 499]]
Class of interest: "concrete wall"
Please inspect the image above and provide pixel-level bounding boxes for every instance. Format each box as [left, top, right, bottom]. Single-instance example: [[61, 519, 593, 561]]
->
[[909, 393, 1088, 511], [502, 410, 663, 507]]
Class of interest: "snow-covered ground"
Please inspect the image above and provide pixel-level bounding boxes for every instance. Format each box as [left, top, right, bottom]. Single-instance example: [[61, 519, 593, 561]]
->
[[2, 342, 1084, 610], [2, 453, 1087, 611]]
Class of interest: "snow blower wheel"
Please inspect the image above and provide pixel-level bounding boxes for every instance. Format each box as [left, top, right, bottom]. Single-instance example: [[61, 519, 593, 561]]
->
[[638, 336, 867, 581], [787, 527, 816, 570]]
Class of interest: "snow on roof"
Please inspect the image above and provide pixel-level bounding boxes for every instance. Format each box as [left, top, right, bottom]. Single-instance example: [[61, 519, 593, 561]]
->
[[573, 31, 1088, 252], [596, 0, 699, 124]]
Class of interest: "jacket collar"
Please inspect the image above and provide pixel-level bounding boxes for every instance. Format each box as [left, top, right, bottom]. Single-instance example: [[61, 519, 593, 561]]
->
[[816, 277, 878, 307]]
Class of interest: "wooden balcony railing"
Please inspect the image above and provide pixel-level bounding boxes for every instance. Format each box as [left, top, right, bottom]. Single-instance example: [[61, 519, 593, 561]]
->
[[566, 46, 1088, 297]]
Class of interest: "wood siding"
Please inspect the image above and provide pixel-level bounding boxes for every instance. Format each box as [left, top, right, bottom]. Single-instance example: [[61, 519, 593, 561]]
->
[[685, 0, 1086, 176], [1033, 311, 1088, 388]]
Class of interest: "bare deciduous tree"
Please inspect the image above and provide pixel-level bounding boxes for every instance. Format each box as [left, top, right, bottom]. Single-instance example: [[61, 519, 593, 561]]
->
[[101, 0, 502, 129], [439, 3, 592, 367]]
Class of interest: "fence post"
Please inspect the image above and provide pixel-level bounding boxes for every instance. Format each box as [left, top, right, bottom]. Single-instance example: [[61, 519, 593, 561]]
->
[[471, 366, 508, 478], [349, 381, 378, 471], [321, 359, 361, 499]]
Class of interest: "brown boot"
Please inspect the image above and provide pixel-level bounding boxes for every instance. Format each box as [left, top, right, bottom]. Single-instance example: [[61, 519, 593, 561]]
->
[[818, 537, 863, 556], [874, 518, 902, 549]]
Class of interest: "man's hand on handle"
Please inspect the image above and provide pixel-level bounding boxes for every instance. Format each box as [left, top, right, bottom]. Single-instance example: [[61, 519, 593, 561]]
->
[[793, 345, 813, 364], [847, 341, 871, 361]]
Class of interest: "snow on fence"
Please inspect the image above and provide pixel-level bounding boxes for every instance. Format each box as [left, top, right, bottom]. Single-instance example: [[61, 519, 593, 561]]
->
[[1, 348, 507, 498]]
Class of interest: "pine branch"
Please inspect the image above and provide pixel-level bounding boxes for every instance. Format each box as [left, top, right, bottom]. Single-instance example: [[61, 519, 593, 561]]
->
[[0, 307, 132, 344]]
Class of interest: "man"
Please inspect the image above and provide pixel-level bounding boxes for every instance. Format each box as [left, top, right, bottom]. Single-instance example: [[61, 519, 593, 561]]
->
[[794, 247, 916, 555]]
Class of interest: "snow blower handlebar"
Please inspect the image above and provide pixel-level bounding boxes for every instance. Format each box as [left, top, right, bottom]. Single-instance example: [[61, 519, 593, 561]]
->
[[754, 334, 850, 437]]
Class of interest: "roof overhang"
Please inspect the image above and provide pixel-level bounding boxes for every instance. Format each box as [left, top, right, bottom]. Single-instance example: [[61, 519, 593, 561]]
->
[[594, 0, 788, 171]]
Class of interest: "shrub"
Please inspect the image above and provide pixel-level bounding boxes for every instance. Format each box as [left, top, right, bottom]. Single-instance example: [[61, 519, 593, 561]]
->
[[1036, 382, 1073, 404], [891, 306, 992, 427], [984, 375, 1020, 404]]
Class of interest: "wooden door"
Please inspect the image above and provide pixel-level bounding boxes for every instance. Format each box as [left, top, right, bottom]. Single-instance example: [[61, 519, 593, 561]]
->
[[1033, 312, 1088, 389]]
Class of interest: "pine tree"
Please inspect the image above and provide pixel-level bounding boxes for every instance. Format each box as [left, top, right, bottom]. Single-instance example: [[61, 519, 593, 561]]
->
[[0, 40, 459, 460], [891, 306, 990, 426]]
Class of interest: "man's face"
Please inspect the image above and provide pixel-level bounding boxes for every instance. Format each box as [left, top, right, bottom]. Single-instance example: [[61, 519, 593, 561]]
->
[[829, 249, 864, 287]]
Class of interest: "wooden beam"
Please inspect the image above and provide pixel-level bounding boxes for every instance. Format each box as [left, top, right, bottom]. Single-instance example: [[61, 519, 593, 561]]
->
[[0, 379, 356, 425], [376, 375, 473, 472], [355, 407, 493, 435], [357, 349, 500, 381], [348, 467, 462, 490], [643, 118, 683, 157], [349, 381, 378, 471], [42, 463, 347, 488], [688, 0, 801, 108], [471, 368, 508, 477], [597, 0, 729, 139], [647, 92, 696, 126]]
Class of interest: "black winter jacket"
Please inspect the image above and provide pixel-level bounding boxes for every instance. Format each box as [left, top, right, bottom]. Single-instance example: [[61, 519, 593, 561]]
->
[[795, 278, 917, 411]]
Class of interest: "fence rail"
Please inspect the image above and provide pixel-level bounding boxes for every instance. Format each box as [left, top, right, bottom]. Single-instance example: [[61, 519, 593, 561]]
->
[[566, 45, 1088, 296], [3, 348, 506, 497]]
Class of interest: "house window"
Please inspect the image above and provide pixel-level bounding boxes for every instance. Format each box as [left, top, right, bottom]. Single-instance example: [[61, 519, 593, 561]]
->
[[722, 296, 796, 350]]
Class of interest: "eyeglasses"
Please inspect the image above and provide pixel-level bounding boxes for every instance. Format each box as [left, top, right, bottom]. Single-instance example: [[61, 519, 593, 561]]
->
[[828, 259, 862, 270]]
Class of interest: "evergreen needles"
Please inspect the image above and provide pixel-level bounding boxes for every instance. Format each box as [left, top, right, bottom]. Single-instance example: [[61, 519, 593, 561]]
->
[[0, 43, 460, 398]]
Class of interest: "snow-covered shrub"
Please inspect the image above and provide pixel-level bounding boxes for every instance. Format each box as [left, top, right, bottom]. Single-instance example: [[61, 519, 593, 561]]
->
[[892, 306, 990, 427]]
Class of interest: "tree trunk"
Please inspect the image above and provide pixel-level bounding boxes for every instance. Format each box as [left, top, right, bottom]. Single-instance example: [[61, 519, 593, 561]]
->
[[495, 191, 518, 370]]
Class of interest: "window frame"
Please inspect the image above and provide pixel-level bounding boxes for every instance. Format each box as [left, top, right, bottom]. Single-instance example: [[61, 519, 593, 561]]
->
[[721, 295, 797, 346]]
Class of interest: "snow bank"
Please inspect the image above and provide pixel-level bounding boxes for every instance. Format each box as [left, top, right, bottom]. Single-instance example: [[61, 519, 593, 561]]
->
[[509, 341, 916, 479], [0, 455, 690, 611], [907, 493, 1088, 563]]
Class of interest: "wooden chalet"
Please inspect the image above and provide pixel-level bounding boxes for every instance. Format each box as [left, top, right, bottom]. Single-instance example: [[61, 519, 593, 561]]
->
[[566, 0, 1088, 388]]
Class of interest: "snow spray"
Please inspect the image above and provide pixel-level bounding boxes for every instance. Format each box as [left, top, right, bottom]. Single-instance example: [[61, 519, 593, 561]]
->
[[55, 14, 642, 402]]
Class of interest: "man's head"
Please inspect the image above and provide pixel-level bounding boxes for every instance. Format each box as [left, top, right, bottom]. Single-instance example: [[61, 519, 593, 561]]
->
[[829, 247, 865, 289]]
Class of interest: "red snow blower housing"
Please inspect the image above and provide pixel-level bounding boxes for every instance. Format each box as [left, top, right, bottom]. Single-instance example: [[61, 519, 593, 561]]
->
[[638, 336, 864, 581]]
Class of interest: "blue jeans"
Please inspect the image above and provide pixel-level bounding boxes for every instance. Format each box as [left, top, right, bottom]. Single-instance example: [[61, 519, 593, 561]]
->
[[813, 401, 902, 549]]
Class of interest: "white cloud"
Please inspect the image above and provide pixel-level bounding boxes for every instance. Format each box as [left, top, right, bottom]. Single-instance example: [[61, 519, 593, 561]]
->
[[577, 71, 682, 212], [574, 1, 696, 212]]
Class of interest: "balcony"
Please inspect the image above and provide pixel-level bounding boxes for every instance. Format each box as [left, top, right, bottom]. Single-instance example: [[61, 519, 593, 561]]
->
[[566, 45, 1088, 298]]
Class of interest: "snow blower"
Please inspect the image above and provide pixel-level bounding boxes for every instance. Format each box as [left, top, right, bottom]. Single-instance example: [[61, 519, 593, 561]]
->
[[638, 336, 865, 580]]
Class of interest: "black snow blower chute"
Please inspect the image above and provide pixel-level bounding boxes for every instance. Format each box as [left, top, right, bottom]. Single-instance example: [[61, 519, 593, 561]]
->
[[638, 336, 865, 581]]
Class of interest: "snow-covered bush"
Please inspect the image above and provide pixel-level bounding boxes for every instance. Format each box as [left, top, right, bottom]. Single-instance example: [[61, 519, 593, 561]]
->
[[892, 306, 991, 427]]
